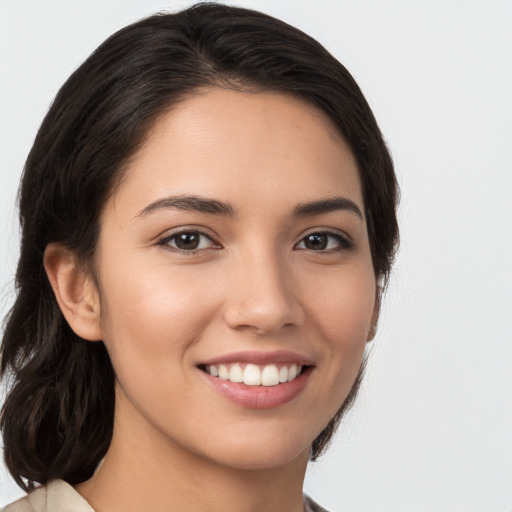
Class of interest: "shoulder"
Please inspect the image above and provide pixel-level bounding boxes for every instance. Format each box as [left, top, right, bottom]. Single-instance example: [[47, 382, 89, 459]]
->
[[2, 485, 46, 512], [2, 480, 95, 512], [304, 494, 331, 512], [4, 485, 328, 512]]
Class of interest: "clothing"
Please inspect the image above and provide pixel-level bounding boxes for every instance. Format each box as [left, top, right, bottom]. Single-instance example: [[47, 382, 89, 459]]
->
[[2, 479, 329, 512], [2, 480, 94, 512], [304, 494, 329, 512]]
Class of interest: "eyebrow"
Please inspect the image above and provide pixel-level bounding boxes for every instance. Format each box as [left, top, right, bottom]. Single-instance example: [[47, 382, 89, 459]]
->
[[136, 194, 363, 220], [292, 197, 363, 219], [136, 195, 235, 218]]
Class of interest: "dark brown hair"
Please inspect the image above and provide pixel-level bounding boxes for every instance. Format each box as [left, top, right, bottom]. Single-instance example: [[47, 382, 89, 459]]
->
[[1, 2, 399, 491]]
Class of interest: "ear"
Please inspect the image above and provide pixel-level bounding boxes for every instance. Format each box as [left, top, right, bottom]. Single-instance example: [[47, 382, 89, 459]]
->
[[44, 243, 103, 341], [367, 285, 381, 342]]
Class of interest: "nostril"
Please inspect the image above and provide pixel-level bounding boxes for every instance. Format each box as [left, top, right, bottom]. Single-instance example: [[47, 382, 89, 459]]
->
[[222, 301, 303, 335]]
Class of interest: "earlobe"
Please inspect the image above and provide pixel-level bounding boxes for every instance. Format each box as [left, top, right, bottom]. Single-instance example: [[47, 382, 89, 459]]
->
[[44, 243, 103, 341]]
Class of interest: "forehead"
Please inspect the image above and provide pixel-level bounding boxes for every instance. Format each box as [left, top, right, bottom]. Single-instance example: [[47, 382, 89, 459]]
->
[[108, 88, 363, 217]]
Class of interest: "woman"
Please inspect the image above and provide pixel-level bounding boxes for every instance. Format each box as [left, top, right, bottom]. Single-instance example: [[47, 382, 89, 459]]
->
[[0, 3, 398, 511]]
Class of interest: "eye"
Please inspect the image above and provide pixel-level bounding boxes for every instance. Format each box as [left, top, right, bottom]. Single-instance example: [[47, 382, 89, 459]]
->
[[158, 230, 218, 252], [295, 231, 352, 252]]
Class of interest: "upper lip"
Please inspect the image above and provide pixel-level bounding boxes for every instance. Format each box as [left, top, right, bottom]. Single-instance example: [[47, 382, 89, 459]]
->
[[198, 350, 313, 367]]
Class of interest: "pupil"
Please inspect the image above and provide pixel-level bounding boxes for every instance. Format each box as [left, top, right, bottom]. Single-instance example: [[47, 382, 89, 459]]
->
[[305, 234, 327, 250], [176, 233, 199, 250]]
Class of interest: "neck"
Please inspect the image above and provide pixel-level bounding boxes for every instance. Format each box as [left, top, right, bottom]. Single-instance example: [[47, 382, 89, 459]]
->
[[76, 413, 309, 512]]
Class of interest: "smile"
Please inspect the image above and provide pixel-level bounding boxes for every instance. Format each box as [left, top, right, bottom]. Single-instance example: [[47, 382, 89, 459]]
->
[[198, 351, 313, 408], [204, 363, 304, 386]]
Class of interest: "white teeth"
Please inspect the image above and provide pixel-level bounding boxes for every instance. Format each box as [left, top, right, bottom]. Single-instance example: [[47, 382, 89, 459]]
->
[[218, 364, 229, 380], [229, 363, 243, 383], [243, 364, 262, 385], [206, 362, 306, 386], [288, 364, 298, 382], [261, 365, 279, 386]]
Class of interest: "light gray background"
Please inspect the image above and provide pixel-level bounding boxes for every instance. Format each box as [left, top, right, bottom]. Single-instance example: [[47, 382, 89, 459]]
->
[[1, 1, 511, 510]]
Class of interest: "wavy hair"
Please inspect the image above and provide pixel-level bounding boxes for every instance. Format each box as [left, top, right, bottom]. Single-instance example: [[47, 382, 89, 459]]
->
[[1, 2, 399, 491]]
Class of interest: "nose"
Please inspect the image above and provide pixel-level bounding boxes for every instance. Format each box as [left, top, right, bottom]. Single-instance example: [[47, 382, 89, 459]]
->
[[222, 249, 304, 335]]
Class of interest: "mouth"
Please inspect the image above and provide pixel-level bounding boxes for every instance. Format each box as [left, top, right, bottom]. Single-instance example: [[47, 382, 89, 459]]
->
[[199, 362, 308, 386], [197, 351, 314, 409]]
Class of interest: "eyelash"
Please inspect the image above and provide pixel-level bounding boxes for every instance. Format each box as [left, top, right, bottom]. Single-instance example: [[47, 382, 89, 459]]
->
[[156, 229, 353, 254], [295, 231, 353, 252], [156, 229, 219, 254]]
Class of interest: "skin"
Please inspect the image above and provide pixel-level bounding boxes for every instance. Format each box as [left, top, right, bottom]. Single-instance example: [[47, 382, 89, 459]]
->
[[46, 88, 377, 512]]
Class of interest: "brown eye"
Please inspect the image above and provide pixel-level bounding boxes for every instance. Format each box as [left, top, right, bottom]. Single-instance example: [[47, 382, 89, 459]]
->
[[175, 232, 201, 250], [303, 234, 329, 250], [296, 232, 352, 251], [159, 231, 216, 252]]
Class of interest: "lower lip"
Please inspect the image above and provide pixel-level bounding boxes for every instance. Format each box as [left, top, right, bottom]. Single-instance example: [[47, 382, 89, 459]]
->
[[200, 367, 312, 409]]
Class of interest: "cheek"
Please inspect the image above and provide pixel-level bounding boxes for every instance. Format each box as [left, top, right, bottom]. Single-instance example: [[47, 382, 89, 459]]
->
[[97, 261, 219, 372], [304, 263, 375, 413], [306, 264, 376, 349], [96, 265, 221, 432]]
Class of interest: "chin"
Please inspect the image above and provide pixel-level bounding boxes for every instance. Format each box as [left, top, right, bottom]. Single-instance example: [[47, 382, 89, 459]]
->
[[213, 443, 310, 472], [190, 420, 319, 472]]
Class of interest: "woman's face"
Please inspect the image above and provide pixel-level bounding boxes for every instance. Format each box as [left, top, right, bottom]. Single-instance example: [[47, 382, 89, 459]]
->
[[94, 88, 377, 471]]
